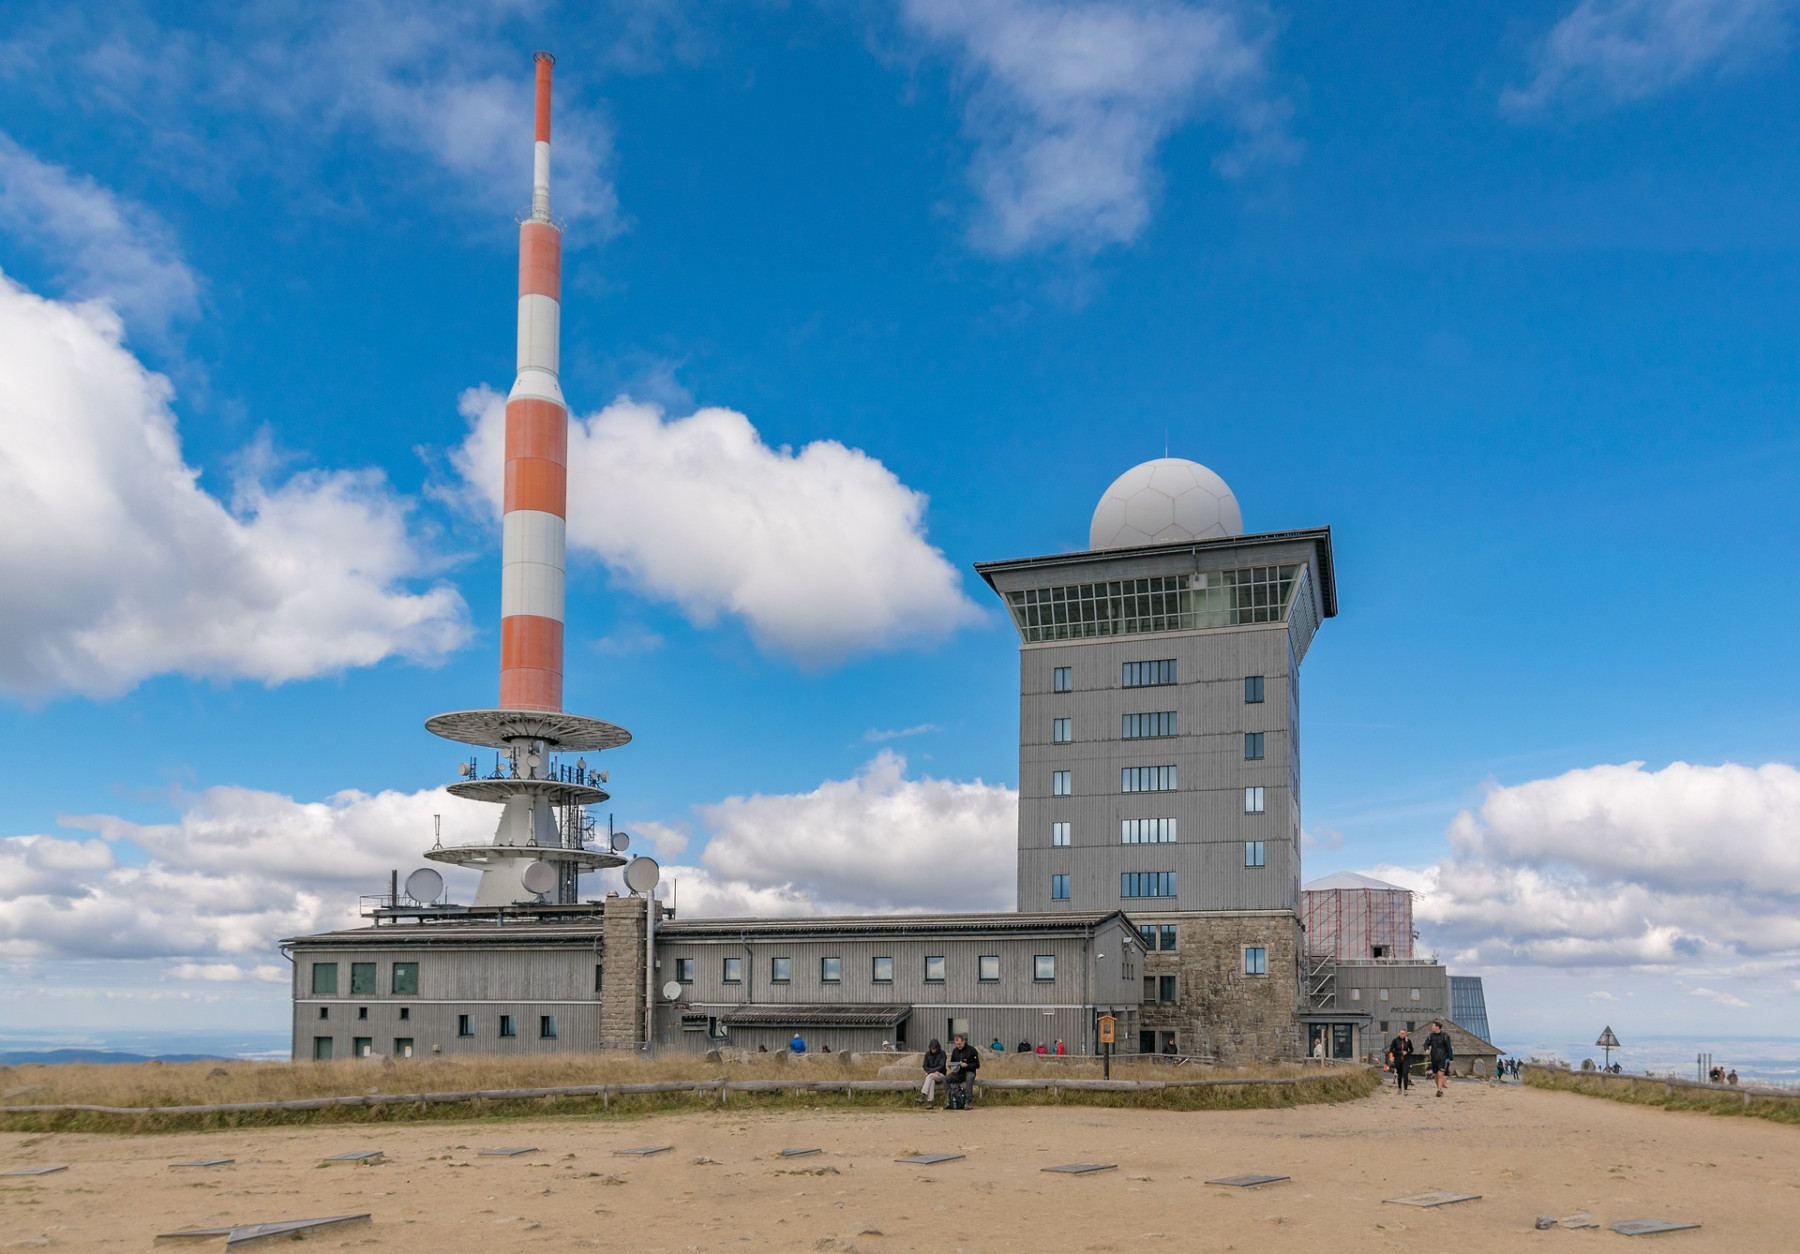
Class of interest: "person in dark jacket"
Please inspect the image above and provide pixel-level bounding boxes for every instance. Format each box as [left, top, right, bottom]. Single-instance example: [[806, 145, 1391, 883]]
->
[[918, 1039, 948, 1105], [1386, 1028, 1414, 1094], [1017, 1039, 1031, 1053], [1423, 1021, 1454, 1097], [945, 1035, 981, 1110]]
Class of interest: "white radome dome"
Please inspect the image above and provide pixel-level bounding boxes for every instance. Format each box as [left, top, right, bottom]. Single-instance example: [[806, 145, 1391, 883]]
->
[[1089, 458, 1243, 550]]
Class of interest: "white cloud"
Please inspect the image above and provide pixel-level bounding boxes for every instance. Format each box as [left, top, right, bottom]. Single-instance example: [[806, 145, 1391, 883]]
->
[[1390, 761, 1800, 973], [0, 132, 200, 337], [0, 272, 468, 697], [1503, 0, 1790, 115], [1687, 984, 1752, 1009], [452, 389, 980, 662], [864, 723, 943, 742], [902, 0, 1291, 253]]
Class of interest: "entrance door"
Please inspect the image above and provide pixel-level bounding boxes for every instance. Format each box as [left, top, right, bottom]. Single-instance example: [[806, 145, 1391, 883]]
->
[[1331, 1023, 1354, 1059]]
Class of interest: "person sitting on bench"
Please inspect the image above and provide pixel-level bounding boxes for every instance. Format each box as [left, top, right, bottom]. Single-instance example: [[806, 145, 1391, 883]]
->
[[945, 1034, 981, 1110]]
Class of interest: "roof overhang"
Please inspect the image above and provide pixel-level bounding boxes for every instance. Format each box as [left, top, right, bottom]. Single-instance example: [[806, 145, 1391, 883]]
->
[[717, 1004, 912, 1029]]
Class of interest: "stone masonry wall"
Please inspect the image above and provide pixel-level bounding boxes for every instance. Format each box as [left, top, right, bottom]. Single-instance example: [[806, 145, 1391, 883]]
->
[[1138, 911, 1304, 1063], [600, 894, 652, 1047]]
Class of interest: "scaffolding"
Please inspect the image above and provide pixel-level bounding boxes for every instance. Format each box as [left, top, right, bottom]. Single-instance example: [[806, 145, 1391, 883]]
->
[[1302, 875, 1415, 962]]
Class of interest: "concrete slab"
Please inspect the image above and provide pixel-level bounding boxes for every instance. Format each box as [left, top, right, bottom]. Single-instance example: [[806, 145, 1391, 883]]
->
[[1043, 1163, 1117, 1175], [0, 1165, 67, 1177], [479, 1147, 537, 1157], [170, 1159, 235, 1169], [155, 1214, 372, 1249], [319, 1150, 383, 1164], [1384, 1191, 1481, 1208], [1206, 1173, 1289, 1188], [897, 1153, 965, 1165], [614, 1145, 673, 1157], [1611, 1219, 1702, 1237], [778, 1148, 822, 1158]]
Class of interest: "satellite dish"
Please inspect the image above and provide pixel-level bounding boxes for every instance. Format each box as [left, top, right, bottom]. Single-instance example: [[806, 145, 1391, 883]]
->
[[520, 860, 557, 894], [623, 856, 660, 894], [404, 867, 444, 903], [611, 831, 630, 853], [662, 981, 682, 1001]]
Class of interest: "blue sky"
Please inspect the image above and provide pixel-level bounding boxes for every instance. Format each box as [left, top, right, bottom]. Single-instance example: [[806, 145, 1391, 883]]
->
[[1, 0, 1798, 1052]]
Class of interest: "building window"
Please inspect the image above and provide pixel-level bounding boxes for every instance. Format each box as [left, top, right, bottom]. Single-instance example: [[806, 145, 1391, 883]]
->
[[1052, 769, 1072, 796], [1122, 659, 1178, 687], [350, 962, 376, 995], [1121, 871, 1177, 898], [399, 1007, 410, 1021], [357, 1006, 368, 1020], [978, 955, 1000, 982], [1245, 840, 1265, 868], [1158, 975, 1178, 1003], [1137, 924, 1157, 949], [310, 962, 338, 996], [770, 957, 792, 983], [1160, 924, 1178, 951], [1244, 732, 1264, 760], [1121, 711, 1178, 739], [872, 956, 894, 983], [821, 957, 842, 983], [353, 1037, 372, 1058], [394, 1038, 414, 1058], [1122, 765, 1178, 792], [312, 1037, 333, 1061], [1052, 717, 1072, 743], [1051, 821, 1071, 847], [924, 955, 946, 983], [457, 1014, 473, 1037], [1349, 988, 1362, 1002], [1243, 947, 1267, 976], [723, 957, 743, 984], [1034, 955, 1056, 981], [1053, 666, 1072, 693], [539, 1015, 558, 1039], [1244, 786, 1265, 813], [1379, 988, 1390, 1001], [674, 958, 695, 984], [594, 964, 604, 993], [1379, 1020, 1389, 1033], [318, 1006, 329, 1020], [1411, 988, 1422, 1001], [1121, 818, 1177, 844], [391, 962, 419, 995], [498, 1015, 516, 1038], [1245, 675, 1265, 703], [1051, 873, 1070, 900], [1005, 571, 1298, 643]]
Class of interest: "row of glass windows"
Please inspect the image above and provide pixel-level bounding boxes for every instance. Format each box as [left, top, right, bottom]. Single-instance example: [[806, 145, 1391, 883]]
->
[[309, 961, 417, 997], [1345, 987, 1424, 1002], [1122, 659, 1178, 688], [1121, 817, 1177, 844], [1121, 711, 1178, 739], [1121, 765, 1178, 792], [1121, 871, 1178, 898], [681, 954, 1058, 984], [1138, 923, 1179, 951], [1005, 567, 1300, 643]]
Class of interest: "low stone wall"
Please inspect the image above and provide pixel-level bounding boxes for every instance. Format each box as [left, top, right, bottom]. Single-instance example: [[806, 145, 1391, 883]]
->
[[1523, 1063, 1800, 1123]]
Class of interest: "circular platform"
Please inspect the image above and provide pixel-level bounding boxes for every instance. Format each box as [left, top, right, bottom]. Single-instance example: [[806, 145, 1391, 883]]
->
[[446, 778, 610, 805], [424, 844, 626, 871], [425, 708, 633, 752]]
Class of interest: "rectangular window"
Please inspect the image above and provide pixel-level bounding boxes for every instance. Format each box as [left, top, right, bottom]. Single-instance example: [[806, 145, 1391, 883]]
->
[[1243, 947, 1267, 976], [978, 955, 1000, 982], [1245, 675, 1265, 703], [349, 962, 376, 995], [1121, 711, 1178, 739], [1051, 821, 1071, 847], [1122, 765, 1178, 792], [1244, 786, 1265, 813], [1050, 873, 1070, 900], [391, 962, 418, 995], [1052, 769, 1072, 796], [1245, 840, 1265, 868], [1160, 924, 1178, 951], [539, 1015, 558, 1039], [1052, 716, 1072, 744], [1349, 988, 1362, 1002], [318, 1006, 329, 1020], [1120, 871, 1178, 898], [595, 964, 604, 993], [1138, 924, 1156, 949], [821, 957, 842, 983], [722, 956, 743, 984], [398, 1007, 410, 1021], [1121, 817, 1177, 844], [1244, 731, 1264, 760], [1122, 659, 1178, 687], [353, 1037, 372, 1058], [312, 1036, 333, 1061], [1052, 666, 1072, 693], [498, 1015, 516, 1038], [1005, 570, 1297, 643], [1158, 975, 1178, 1003], [1379, 987, 1390, 1001], [674, 957, 694, 984], [357, 1006, 368, 1020], [770, 957, 792, 983], [394, 1038, 414, 1058], [924, 955, 946, 983], [872, 956, 894, 983], [457, 1014, 473, 1037], [1411, 988, 1422, 1001], [1033, 954, 1056, 981], [310, 962, 338, 996], [1379, 1020, 1389, 1033]]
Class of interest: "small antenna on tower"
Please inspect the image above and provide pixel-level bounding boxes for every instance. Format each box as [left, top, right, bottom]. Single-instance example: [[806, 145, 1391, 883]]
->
[[1164, 428, 1169, 458], [433, 813, 442, 848]]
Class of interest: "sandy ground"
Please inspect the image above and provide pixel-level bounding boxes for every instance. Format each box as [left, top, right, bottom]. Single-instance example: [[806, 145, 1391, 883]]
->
[[1, 1079, 1793, 1252]]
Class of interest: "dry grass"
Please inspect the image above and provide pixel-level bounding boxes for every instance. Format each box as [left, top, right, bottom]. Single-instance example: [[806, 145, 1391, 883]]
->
[[1524, 1066, 1800, 1127], [0, 1053, 1376, 1134]]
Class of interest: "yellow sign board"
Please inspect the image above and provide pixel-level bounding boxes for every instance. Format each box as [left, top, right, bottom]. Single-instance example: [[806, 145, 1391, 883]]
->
[[1097, 1015, 1116, 1045]]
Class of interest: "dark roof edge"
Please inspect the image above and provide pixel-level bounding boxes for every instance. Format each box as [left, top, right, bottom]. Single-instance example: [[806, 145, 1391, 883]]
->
[[973, 526, 1337, 619]]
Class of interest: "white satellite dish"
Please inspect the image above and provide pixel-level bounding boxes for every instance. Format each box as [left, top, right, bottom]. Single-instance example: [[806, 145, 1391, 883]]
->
[[520, 860, 557, 895], [623, 856, 661, 894], [403, 867, 444, 903], [662, 981, 682, 1001], [611, 831, 630, 853]]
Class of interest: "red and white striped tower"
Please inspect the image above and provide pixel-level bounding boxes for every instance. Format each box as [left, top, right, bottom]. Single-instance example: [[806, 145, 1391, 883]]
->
[[501, 50, 568, 712]]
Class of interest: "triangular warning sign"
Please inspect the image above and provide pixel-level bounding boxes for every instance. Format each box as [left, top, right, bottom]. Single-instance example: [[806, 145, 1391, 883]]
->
[[1595, 1026, 1620, 1049]]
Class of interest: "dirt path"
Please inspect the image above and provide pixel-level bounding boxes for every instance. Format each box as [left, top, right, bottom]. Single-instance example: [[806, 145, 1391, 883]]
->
[[1, 1080, 1792, 1251]]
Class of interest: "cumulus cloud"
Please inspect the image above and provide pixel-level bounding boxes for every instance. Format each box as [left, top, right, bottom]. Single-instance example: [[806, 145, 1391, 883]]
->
[[1390, 761, 1800, 973], [452, 389, 980, 662], [1503, 0, 1790, 115], [0, 133, 200, 337], [0, 272, 468, 698], [902, 0, 1291, 253]]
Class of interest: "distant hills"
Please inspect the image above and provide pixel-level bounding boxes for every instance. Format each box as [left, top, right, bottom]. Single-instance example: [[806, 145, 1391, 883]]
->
[[1, 1049, 227, 1066]]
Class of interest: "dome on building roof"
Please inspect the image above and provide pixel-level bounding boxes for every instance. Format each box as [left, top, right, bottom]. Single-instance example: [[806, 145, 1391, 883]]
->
[[1088, 458, 1243, 551]]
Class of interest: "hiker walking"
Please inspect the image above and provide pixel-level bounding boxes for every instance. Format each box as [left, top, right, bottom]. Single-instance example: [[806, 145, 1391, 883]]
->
[[1386, 1027, 1414, 1094], [1424, 1020, 1455, 1097]]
